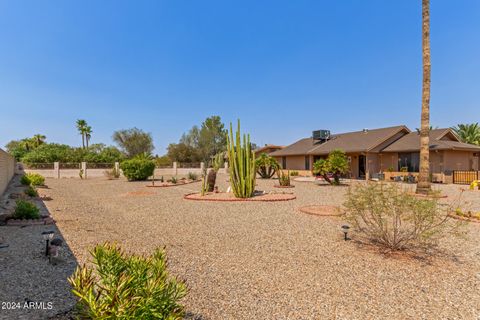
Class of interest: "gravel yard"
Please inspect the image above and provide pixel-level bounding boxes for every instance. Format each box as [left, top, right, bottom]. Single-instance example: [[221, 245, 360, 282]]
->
[[2, 175, 480, 319]]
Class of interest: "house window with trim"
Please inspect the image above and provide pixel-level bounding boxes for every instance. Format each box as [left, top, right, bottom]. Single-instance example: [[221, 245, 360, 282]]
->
[[305, 156, 310, 170], [282, 156, 286, 169], [398, 152, 420, 172]]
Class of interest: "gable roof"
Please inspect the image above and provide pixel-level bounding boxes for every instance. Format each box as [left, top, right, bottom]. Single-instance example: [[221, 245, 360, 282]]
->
[[382, 128, 480, 152], [254, 144, 284, 154], [269, 125, 410, 157]]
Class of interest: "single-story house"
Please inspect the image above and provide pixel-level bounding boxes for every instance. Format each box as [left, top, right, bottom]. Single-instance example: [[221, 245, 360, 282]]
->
[[268, 125, 480, 181], [254, 144, 284, 157]]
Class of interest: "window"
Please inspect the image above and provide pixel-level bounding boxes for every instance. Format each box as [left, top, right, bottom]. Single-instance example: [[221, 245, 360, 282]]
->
[[282, 157, 287, 169], [398, 152, 420, 172], [305, 156, 310, 170]]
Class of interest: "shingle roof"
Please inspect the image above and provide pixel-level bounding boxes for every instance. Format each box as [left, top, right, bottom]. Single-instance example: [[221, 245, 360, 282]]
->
[[269, 125, 410, 156], [382, 128, 480, 152]]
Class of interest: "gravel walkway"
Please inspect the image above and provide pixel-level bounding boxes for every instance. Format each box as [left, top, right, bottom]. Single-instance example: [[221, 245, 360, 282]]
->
[[2, 175, 480, 319]]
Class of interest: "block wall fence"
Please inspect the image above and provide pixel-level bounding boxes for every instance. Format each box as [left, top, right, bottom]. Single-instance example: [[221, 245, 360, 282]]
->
[[0, 148, 16, 195]]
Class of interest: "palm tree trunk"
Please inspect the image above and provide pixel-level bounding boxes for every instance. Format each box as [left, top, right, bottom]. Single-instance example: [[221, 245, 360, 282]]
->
[[81, 134, 85, 149], [416, 0, 431, 194]]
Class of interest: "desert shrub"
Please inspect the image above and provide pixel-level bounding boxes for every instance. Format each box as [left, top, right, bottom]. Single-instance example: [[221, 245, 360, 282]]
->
[[120, 159, 155, 181], [24, 186, 38, 197], [14, 200, 40, 219], [289, 171, 299, 176], [104, 166, 121, 179], [187, 172, 198, 181], [255, 153, 279, 179], [68, 243, 187, 319], [277, 169, 291, 186], [344, 183, 460, 251], [170, 176, 178, 184], [21, 173, 45, 186]]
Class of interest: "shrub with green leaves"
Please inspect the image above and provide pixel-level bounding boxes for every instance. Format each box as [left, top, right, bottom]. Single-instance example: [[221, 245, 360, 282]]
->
[[289, 171, 299, 176], [255, 153, 279, 179], [344, 183, 461, 251], [120, 159, 155, 181], [68, 243, 187, 319], [20, 173, 45, 186], [24, 186, 38, 197], [14, 200, 40, 219], [313, 149, 349, 185], [277, 169, 291, 186]]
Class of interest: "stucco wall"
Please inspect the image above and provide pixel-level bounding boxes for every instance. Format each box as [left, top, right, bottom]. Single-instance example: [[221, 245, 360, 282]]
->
[[0, 149, 15, 195], [443, 150, 476, 171]]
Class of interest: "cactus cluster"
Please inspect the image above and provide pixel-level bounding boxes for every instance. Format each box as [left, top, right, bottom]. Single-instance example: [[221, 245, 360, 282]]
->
[[226, 120, 256, 198]]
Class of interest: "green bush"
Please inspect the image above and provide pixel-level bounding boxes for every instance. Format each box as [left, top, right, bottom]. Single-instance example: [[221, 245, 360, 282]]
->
[[120, 159, 155, 181], [24, 186, 38, 197], [187, 172, 198, 181], [20, 175, 31, 185], [277, 169, 291, 186], [27, 173, 45, 186], [255, 153, 279, 179], [68, 243, 187, 319], [313, 149, 349, 185], [289, 171, 299, 176], [14, 200, 40, 219]]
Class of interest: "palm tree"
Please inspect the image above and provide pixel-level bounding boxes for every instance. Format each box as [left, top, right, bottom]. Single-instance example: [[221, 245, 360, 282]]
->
[[416, 0, 431, 195], [32, 134, 46, 147], [451, 123, 480, 145], [76, 119, 88, 148], [85, 126, 92, 148]]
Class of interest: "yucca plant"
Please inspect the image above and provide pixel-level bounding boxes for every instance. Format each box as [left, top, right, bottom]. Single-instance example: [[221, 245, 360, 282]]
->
[[226, 120, 256, 198], [255, 153, 279, 179], [68, 243, 187, 319]]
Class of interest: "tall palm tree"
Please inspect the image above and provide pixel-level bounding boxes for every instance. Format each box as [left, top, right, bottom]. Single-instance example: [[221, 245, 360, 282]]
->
[[76, 119, 88, 148], [85, 126, 92, 148], [416, 0, 431, 194], [32, 134, 46, 147], [451, 123, 480, 145]]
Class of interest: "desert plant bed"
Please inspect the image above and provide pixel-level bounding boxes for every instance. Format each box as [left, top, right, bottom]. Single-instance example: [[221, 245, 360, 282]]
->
[[298, 205, 342, 217], [184, 191, 296, 202], [6, 216, 55, 226], [146, 179, 200, 188]]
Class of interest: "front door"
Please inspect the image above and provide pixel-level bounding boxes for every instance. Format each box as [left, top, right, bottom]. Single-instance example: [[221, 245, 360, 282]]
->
[[359, 155, 366, 179]]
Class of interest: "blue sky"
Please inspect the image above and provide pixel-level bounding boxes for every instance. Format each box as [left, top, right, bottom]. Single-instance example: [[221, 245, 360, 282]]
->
[[0, 1, 479, 154]]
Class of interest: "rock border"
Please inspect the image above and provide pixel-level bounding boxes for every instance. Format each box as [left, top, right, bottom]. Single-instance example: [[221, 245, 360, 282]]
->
[[184, 192, 296, 202], [146, 179, 200, 188], [6, 217, 55, 226], [273, 184, 295, 188], [298, 205, 342, 217], [448, 213, 480, 223]]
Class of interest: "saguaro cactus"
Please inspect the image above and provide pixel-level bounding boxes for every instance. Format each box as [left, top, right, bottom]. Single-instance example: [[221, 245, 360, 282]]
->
[[226, 120, 256, 198]]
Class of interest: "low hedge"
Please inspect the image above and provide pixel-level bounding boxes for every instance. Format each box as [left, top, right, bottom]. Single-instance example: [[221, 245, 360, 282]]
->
[[120, 159, 155, 181], [14, 200, 40, 219], [21, 173, 45, 186]]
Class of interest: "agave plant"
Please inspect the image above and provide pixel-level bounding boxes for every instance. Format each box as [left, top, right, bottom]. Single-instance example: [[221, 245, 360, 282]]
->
[[277, 168, 291, 186], [255, 153, 279, 179], [226, 120, 256, 198]]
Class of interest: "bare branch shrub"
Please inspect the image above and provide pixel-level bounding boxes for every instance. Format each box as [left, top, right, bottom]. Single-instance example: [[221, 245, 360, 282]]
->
[[344, 183, 463, 251]]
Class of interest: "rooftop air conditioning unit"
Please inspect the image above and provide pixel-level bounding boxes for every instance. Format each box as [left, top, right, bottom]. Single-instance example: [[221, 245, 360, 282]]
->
[[312, 130, 331, 141]]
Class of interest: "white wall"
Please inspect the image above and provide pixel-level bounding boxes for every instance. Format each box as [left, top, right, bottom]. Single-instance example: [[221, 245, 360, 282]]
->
[[0, 148, 15, 195]]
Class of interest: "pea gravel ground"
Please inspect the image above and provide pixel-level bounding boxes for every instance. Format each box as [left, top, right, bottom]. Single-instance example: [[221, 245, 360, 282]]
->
[[2, 174, 480, 319]]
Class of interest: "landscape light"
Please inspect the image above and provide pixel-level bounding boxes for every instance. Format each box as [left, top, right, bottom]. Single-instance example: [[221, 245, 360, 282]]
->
[[341, 225, 350, 241], [41, 231, 54, 256]]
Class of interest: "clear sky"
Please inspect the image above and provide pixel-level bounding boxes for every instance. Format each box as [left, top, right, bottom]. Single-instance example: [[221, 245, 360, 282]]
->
[[0, 1, 479, 154]]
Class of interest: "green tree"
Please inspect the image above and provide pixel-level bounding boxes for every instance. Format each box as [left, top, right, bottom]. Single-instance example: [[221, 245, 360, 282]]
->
[[76, 119, 88, 149], [452, 123, 480, 145], [313, 149, 349, 185], [112, 128, 154, 158], [197, 116, 227, 162], [32, 134, 46, 147], [85, 126, 92, 148], [167, 143, 200, 163]]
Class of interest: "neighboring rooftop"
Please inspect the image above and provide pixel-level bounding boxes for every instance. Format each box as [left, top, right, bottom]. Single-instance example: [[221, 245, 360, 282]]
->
[[254, 144, 284, 155]]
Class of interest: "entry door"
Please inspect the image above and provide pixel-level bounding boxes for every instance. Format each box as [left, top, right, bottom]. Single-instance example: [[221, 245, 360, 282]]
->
[[359, 155, 366, 179]]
